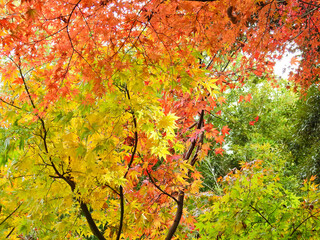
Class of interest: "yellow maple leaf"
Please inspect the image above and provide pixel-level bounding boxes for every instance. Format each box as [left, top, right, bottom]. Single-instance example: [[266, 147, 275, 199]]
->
[[157, 113, 178, 131]]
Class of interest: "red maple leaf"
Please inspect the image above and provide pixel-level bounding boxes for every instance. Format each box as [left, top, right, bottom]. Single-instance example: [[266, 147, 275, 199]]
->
[[13, 77, 24, 85], [189, 129, 203, 142], [221, 125, 230, 136], [238, 95, 244, 103], [215, 148, 224, 155], [205, 128, 220, 139]]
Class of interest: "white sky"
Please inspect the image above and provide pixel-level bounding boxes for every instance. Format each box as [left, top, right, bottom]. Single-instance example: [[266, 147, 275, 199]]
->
[[273, 51, 301, 79]]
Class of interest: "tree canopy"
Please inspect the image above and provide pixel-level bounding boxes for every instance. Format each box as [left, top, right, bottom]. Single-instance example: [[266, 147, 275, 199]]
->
[[0, 0, 320, 239]]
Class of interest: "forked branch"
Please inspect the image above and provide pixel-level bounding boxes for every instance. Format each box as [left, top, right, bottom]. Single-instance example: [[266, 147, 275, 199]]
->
[[165, 110, 205, 239], [9, 57, 106, 240]]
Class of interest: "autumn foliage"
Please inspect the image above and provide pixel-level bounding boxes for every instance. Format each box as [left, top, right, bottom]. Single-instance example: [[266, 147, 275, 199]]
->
[[0, 0, 320, 239]]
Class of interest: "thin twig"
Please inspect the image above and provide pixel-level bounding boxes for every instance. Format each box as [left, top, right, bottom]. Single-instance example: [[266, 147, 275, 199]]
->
[[147, 170, 179, 203], [0, 203, 22, 226], [249, 204, 272, 227], [291, 209, 320, 236], [6, 227, 15, 238], [0, 98, 22, 110]]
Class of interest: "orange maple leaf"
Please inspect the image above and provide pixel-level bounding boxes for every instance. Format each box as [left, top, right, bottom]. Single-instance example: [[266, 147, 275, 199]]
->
[[201, 143, 211, 154], [205, 128, 220, 139], [310, 175, 317, 182], [244, 94, 252, 102], [221, 125, 230, 136], [290, 56, 300, 66], [217, 96, 226, 105], [215, 135, 224, 145], [215, 148, 224, 155]]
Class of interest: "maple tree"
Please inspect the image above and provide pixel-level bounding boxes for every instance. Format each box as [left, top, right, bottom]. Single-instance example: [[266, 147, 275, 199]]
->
[[0, 0, 320, 239], [197, 157, 320, 239]]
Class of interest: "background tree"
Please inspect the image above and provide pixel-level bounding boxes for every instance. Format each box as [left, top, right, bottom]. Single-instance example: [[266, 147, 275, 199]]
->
[[289, 86, 320, 181], [198, 70, 297, 191], [197, 158, 320, 239]]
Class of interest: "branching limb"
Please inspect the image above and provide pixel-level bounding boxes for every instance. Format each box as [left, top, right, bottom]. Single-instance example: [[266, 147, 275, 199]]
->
[[9, 57, 106, 240], [147, 170, 179, 204], [105, 184, 120, 196], [187, 122, 197, 131], [116, 87, 139, 239], [166, 110, 205, 240], [291, 209, 320, 236]]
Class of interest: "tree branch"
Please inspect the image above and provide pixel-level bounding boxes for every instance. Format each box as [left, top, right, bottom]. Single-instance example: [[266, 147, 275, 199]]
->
[[165, 192, 184, 240], [10, 57, 107, 240], [116, 87, 139, 239], [0, 203, 22, 226], [147, 170, 179, 204], [105, 184, 120, 196], [80, 202, 106, 240], [249, 204, 272, 227], [165, 110, 205, 239], [116, 186, 124, 240], [6, 227, 15, 238], [183, 110, 205, 160], [291, 209, 320, 236], [0, 98, 22, 110], [124, 87, 138, 179]]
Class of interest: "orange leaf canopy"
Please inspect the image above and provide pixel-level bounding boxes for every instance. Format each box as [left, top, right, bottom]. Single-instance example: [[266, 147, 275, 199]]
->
[[1, 0, 319, 104]]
